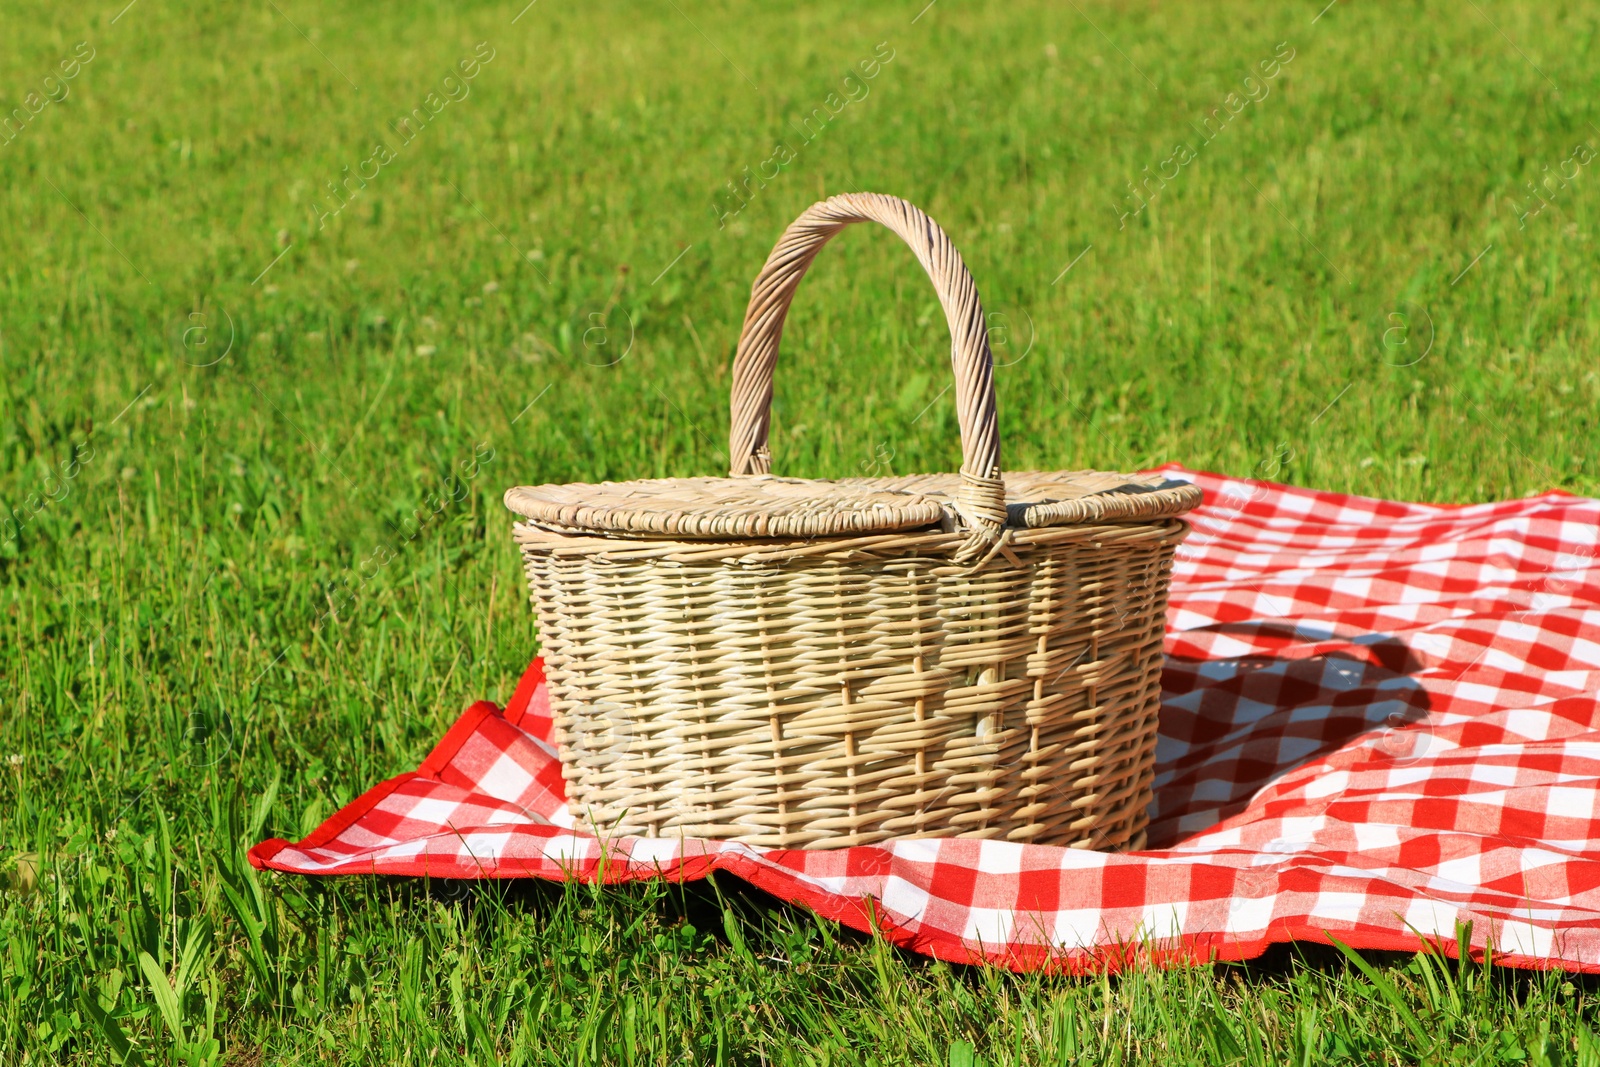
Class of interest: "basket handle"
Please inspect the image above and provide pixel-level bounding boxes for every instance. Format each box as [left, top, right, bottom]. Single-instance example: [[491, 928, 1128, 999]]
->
[[727, 192, 1006, 549]]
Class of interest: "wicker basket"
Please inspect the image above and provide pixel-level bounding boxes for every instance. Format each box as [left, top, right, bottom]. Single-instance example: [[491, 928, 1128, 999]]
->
[[506, 193, 1199, 850]]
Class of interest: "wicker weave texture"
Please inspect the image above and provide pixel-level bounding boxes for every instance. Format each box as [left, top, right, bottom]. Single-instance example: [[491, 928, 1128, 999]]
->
[[516, 520, 1187, 849], [503, 470, 1202, 542], [508, 193, 1197, 850], [503, 476, 949, 540]]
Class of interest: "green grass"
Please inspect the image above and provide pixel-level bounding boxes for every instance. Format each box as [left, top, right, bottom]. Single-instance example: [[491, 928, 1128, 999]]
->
[[3, 0, 1599, 1061]]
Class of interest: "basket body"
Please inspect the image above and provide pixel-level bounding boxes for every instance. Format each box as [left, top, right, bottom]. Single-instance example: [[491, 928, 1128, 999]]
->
[[506, 192, 1200, 850], [514, 516, 1188, 849]]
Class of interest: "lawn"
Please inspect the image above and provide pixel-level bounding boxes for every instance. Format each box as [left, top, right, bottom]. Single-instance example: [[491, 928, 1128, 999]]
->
[[3, 0, 1599, 1061]]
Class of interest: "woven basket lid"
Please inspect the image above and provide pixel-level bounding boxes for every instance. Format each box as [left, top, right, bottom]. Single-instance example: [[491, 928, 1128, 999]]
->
[[504, 469, 1198, 540], [504, 475, 949, 540], [853, 469, 1202, 529]]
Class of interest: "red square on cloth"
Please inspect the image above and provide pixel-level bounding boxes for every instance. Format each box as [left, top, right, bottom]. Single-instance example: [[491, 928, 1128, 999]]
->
[[250, 467, 1600, 972]]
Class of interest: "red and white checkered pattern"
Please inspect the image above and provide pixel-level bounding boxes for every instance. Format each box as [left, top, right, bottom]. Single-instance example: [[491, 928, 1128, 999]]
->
[[250, 467, 1600, 972]]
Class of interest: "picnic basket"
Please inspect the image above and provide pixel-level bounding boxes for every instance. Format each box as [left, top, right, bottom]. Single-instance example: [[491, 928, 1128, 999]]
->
[[506, 192, 1199, 850]]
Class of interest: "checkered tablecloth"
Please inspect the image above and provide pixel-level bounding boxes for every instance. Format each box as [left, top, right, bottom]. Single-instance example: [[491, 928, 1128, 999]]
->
[[250, 467, 1600, 972]]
